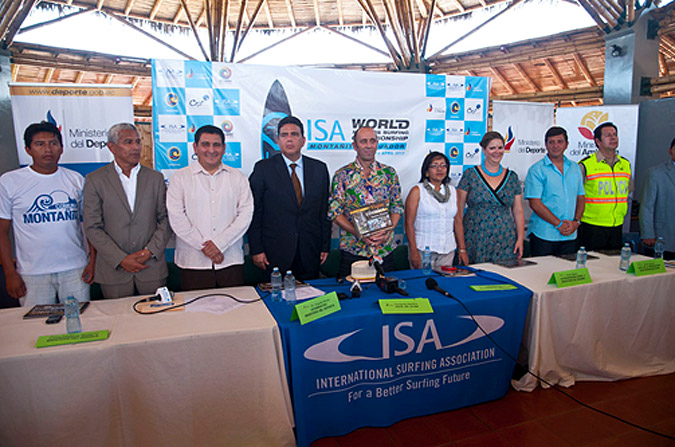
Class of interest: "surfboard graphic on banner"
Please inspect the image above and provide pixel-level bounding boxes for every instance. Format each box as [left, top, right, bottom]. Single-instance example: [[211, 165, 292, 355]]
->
[[151, 60, 490, 197]]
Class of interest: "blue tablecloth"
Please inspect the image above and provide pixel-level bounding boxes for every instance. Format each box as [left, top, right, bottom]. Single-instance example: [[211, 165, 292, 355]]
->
[[263, 269, 532, 447]]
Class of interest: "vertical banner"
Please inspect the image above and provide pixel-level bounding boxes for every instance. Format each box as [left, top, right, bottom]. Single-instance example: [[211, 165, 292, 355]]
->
[[555, 105, 638, 166], [492, 100, 554, 181], [9, 83, 133, 176], [151, 61, 490, 197]]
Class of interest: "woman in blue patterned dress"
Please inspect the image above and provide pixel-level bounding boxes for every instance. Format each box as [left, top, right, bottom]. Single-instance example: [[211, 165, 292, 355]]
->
[[455, 131, 524, 265]]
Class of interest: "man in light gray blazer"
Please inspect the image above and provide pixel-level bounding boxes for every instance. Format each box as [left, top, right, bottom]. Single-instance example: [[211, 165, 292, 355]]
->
[[84, 123, 171, 298], [640, 137, 675, 260]]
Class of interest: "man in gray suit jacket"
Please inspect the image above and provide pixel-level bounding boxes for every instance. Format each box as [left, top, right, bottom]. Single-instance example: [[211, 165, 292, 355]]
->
[[640, 137, 675, 260], [84, 123, 171, 298]]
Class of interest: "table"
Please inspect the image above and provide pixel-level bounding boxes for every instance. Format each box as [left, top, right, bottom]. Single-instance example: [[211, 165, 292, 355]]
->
[[264, 269, 532, 447], [0, 287, 295, 447], [474, 254, 675, 392]]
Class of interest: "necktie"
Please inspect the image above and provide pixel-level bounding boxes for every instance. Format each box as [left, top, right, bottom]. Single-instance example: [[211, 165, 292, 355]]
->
[[290, 163, 303, 206]]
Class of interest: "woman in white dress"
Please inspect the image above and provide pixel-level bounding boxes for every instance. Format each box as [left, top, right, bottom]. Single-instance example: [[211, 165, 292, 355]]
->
[[404, 151, 459, 270]]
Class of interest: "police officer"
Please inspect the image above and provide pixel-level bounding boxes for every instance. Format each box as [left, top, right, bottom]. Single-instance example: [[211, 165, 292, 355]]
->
[[578, 122, 632, 251]]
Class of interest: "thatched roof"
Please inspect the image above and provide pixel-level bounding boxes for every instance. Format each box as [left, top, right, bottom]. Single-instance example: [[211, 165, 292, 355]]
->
[[2, 0, 674, 118]]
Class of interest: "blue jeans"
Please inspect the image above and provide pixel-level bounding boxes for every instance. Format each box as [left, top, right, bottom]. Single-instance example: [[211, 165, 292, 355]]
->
[[20, 267, 90, 307], [529, 233, 578, 257]]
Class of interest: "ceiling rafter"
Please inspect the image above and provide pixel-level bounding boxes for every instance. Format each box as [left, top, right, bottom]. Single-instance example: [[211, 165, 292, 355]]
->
[[543, 58, 568, 89], [572, 52, 596, 86], [490, 66, 515, 94], [284, 0, 296, 27], [512, 63, 539, 92]]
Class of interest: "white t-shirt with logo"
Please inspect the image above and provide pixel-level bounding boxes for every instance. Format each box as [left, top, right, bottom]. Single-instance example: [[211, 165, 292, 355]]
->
[[0, 166, 88, 275]]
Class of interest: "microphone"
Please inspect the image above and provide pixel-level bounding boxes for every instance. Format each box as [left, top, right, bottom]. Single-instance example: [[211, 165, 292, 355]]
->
[[425, 277, 455, 299]]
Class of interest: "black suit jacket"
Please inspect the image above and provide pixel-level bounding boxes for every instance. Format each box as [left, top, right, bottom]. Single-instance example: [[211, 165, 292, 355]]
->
[[248, 154, 331, 278]]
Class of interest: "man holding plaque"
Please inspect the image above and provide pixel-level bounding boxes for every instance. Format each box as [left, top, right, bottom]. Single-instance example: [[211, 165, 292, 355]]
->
[[329, 126, 403, 277]]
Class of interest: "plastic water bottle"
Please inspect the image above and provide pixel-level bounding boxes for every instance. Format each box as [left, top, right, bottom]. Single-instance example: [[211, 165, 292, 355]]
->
[[270, 267, 282, 302], [654, 237, 665, 259], [575, 246, 587, 269], [64, 296, 82, 334], [422, 246, 432, 275], [619, 243, 632, 271], [283, 270, 297, 304]]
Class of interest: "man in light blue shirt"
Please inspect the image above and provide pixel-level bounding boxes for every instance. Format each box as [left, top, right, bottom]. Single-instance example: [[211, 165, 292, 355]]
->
[[524, 126, 585, 256]]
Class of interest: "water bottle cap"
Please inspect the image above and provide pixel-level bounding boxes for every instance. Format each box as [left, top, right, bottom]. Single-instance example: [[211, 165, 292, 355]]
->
[[273, 267, 279, 271], [580, 246, 585, 250], [286, 270, 292, 274]]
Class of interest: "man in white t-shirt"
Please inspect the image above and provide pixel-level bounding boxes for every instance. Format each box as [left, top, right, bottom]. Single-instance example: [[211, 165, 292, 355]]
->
[[0, 122, 95, 306]]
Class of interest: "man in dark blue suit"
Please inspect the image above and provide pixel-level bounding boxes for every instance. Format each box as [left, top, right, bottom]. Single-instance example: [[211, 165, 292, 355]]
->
[[248, 116, 331, 280]]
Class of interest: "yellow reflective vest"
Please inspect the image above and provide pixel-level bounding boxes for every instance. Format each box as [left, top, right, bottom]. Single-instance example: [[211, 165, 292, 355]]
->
[[580, 153, 631, 227]]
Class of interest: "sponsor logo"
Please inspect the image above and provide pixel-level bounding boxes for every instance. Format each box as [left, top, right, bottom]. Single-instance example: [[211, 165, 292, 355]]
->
[[189, 94, 211, 108], [46, 110, 62, 133], [504, 126, 515, 152], [159, 123, 186, 134], [185, 69, 194, 79], [165, 92, 179, 107], [465, 146, 480, 159], [304, 316, 504, 363], [218, 67, 232, 80], [448, 146, 460, 158], [466, 103, 481, 115], [188, 124, 196, 133], [22, 191, 79, 224], [221, 120, 234, 133], [450, 102, 461, 114], [168, 146, 181, 161], [578, 110, 609, 140]]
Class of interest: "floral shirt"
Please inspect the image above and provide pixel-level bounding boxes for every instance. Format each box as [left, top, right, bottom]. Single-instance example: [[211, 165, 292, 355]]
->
[[328, 159, 403, 257]]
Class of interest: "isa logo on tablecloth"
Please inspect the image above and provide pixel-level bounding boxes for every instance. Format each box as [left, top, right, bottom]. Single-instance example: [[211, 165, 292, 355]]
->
[[426, 74, 446, 97], [425, 120, 445, 143]]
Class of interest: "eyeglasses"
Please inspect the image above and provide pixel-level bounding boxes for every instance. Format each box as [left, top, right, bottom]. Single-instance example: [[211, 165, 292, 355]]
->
[[429, 164, 448, 169]]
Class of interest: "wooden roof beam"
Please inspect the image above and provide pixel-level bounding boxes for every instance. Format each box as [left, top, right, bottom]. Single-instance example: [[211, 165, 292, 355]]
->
[[450, 0, 465, 13], [544, 58, 568, 89], [75, 71, 85, 83], [131, 76, 141, 89], [313, 0, 321, 26], [320, 25, 389, 57], [1, 0, 38, 47], [357, 0, 404, 68], [337, 0, 344, 26], [415, 0, 428, 18], [490, 66, 515, 94], [572, 53, 596, 86], [104, 74, 114, 84], [577, 0, 611, 32], [419, 0, 437, 58], [18, 7, 94, 35], [43, 67, 54, 83], [263, 1, 274, 28], [284, 0, 296, 28], [142, 91, 153, 106], [180, 0, 210, 60], [658, 52, 667, 76], [124, 0, 135, 16], [96, 0, 105, 11], [230, 0, 248, 62], [11, 63, 19, 82], [102, 9, 196, 60], [234, 0, 267, 56], [149, 0, 165, 20], [236, 25, 315, 62], [512, 63, 539, 91]]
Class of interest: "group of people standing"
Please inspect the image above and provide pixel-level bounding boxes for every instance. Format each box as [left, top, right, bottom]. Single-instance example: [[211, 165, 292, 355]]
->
[[1, 116, 672, 307]]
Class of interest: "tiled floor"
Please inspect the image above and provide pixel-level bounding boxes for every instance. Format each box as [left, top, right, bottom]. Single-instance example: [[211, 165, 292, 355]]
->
[[312, 373, 675, 446]]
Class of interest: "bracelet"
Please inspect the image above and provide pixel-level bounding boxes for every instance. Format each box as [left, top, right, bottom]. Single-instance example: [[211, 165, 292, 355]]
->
[[555, 220, 563, 229], [458, 248, 467, 253]]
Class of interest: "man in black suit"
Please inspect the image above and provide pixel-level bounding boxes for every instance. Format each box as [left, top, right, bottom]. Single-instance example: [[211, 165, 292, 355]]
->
[[248, 116, 331, 280]]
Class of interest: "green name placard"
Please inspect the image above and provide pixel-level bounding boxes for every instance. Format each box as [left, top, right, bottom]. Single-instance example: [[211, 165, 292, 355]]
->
[[627, 258, 666, 276], [36, 330, 110, 348], [547, 267, 592, 288], [470, 284, 518, 292], [291, 292, 341, 325], [379, 298, 434, 314]]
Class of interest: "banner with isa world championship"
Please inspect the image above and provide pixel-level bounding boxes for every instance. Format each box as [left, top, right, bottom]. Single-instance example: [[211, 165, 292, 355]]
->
[[151, 60, 490, 195], [9, 83, 134, 177]]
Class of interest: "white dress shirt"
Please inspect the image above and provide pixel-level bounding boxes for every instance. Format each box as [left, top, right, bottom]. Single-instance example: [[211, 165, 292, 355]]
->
[[113, 161, 140, 211], [166, 162, 254, 269]]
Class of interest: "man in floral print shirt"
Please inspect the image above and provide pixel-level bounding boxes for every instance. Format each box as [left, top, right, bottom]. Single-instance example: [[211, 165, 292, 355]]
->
[[329, 126, 404, 277]]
